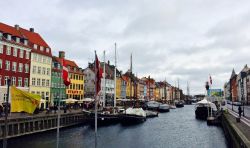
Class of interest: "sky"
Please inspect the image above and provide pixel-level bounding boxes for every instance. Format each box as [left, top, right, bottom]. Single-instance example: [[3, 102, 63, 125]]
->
[[1, 0, 250, 95]]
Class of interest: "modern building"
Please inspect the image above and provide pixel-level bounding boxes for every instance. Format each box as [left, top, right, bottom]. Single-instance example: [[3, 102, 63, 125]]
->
[[0, 23, 31, 104]]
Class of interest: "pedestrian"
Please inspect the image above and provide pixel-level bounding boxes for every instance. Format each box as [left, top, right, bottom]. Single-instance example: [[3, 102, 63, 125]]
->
[[238, 106, 242, 118]]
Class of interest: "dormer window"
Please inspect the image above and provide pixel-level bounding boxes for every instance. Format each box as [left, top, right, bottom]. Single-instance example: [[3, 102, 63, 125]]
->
[[74, 67, 77, 72], [0, 32, 2, 39], [24, 39, 28, 45], [46, 48, 49, 53], [7, 34, 11, 41], [16, 37, 20, 43], [40, 46, 44, 51], [34, 44, 38, 49]]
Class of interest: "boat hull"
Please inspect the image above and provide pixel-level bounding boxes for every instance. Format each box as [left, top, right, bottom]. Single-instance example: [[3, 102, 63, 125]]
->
[[195, 107, 212, 120], [120, 114, 146, 125]]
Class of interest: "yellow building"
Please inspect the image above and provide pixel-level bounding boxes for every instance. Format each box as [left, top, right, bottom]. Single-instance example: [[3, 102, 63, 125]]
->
[[58, 52, 84, 100], [116, 77, 121, 99]]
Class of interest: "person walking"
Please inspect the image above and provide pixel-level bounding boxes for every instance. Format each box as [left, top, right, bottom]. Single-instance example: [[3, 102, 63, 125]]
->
[[238, 106, 242, 118]]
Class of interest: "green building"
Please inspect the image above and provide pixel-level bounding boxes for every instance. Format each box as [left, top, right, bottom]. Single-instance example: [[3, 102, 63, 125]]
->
[[51, 55, 66, 105]]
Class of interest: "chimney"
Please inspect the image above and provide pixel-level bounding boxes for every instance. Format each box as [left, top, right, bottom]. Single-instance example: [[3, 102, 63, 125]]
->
[[14, 24, 19, 30], [29, 28, 34, 32], [59, 51, 65, 58]]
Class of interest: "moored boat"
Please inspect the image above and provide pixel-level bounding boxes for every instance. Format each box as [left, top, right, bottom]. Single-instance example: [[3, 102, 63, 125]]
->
[[158, 104, 170, 112], [120, 107, 146, 125], [145, 110, 158, 118], [146, 101, 160, 110], [175, 101, 184, 108], [195, 98, 217, 120]]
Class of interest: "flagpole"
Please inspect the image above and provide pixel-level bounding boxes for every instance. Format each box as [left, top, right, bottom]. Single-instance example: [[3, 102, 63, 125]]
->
[[103, 51, 106, 108], [56, 59, 63, 148], [114, 43, 117, 107], [3, 79, 11, 148], [94, 50, 98, 148]]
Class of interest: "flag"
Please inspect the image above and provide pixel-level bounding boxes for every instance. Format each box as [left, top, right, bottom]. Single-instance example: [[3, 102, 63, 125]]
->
[[62, 58, 71, 86], [209, 75, 212, 85], [11, 86, 41, 114], [95, 52, 103, 95]]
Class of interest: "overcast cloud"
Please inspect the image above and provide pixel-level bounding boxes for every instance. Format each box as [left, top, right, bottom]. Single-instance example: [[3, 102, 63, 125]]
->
[[1, 0, 250, 94]]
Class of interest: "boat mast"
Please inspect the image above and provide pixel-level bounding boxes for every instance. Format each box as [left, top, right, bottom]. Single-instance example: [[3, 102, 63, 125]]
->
[[103, 51, 106, 108], [114, 43, 117, 107]]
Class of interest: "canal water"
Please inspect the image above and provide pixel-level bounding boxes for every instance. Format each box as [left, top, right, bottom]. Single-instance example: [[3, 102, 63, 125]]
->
[[6, 105, 228, 148]]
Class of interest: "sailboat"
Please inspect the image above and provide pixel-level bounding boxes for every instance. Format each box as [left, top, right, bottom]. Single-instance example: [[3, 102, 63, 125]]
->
[[120, 53, 146, 125]]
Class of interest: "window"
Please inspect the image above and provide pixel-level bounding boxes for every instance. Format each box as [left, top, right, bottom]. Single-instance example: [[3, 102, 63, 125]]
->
[[24, 40, 28, 45], [6, 46, 11, 55], [0, 59, 2, 69], [5, 61, 10, 70], [11, 77, 16, 86], [46, 48, 49, 53], [25, 64, 29, 73], [19, 50, 23, 58], [38, 66, 41, 74], [34, 44, 37, 49], [0, 75, 1, 86], [47, 68, 50, 76], [31, 91, 35, 94], [18, 77, 22, 87], [25, 51, 29, 59], [37, 78, 41, 86], [32, 78, 36, 86], [42, 79, 45, 86], [13, 48, 17, 57], [42, 57, 46, 63], [4, 76, 9, 85], [12, 62, 16, 71], [0, 44, 3, 54], [46, 80, 49, 87], [32, 66, 36, 74], [7, 34, 11, 40], [37, 91, 40, 95], [18, 63, 23, 72], [24, 78, 28, 87], [42, 67, 46, 75], [40, 46, 44, 51], [16, 37, 20, 43]]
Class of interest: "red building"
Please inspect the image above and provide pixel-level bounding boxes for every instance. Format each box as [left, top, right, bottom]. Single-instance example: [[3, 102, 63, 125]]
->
[[0, 23, 31, 103], [230, 69, 238, 102]]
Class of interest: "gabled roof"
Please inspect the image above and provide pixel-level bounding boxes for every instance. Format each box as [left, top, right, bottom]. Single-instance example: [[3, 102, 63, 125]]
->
[[230, 68, 236, 79]]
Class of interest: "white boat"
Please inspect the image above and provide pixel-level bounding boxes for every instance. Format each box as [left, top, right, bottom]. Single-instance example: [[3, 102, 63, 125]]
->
[[120, 107, 146, 125], [195, 98, 217, 120]]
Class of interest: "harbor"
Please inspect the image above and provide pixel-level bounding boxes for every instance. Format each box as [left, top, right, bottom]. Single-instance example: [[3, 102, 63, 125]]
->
[[6, 105, 228, 148]]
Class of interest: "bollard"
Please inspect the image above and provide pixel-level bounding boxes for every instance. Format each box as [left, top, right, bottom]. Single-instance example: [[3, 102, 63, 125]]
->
[[236, 117, 240, 123]]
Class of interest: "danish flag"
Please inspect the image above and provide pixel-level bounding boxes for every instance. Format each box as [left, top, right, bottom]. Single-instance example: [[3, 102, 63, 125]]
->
[[62, 59, 71, 86]]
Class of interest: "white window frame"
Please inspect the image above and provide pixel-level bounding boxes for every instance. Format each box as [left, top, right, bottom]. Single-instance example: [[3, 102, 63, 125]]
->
[[40, 46, 44, 51], [6, 46, 11, 55], [18, 77, 22, 87], [42, 79, 45, 87], [47, 68, 50, 76], [0, 75, 2, 86], [12, 77, 16, 86], [46, 80, 49, 87], [5, 61, 10, 71], [13, 48, 17, 57], [34, 44, 38, 49], [25, 51, 29, 59], [12, 62, 16, 72], [37, 78, 41, 86], [19, 50, 23, 58], [4, 76, 9, 86], [42, 67, 46, 75], [18, 63, 23, 72], [25, 64, 29, 73], [0, 59, 2, 69], [24, 78, 28, 87], [32, 78, 36, 86], [38, 66, 41, 74]]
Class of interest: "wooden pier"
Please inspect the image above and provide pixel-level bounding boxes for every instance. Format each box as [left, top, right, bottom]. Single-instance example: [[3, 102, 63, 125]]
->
[[0, 112, 87, 140]]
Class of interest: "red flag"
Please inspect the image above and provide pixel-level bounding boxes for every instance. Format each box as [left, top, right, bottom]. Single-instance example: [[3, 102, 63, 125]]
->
[[62, 59, 71, 86], [95, 53, 103, 95], [209, 75, 212, 85]]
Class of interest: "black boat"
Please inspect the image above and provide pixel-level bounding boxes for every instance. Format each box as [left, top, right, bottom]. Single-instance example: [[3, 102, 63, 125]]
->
[[175, 101, 184, 108], [83, 110, 120, 126], [158, 104, 170, 112], [195, 99, 217, 120], [120, 107, 146, 125]]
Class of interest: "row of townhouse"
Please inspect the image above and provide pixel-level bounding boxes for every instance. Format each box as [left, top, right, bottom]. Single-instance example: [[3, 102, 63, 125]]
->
[[224, 64, 250, 105], [0, 22, 84, 108], [84, 61, 184, 105]]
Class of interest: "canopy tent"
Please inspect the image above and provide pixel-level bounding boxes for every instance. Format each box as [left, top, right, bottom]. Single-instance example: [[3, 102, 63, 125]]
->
[[82, 98, 94, 102], [61, 98, 78, 104], [196, 98, 217, 111]]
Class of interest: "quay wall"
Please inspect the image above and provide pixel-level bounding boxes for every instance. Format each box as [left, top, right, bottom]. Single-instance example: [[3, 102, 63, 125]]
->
[[221, 113, 250, 148], [0, 112, 88, 140]]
